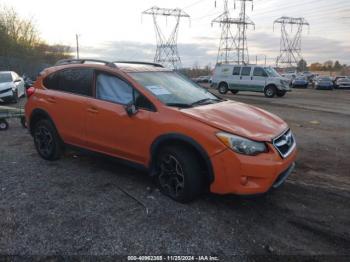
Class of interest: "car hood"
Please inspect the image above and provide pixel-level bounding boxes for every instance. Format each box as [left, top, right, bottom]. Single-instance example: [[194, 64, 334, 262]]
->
[[180, 100, 288, 141], [0, 82, 13, 91]]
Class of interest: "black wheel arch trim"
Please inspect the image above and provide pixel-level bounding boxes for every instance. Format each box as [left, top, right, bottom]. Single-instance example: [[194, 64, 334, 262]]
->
[[29, 108, 57, 136], [149, 133, 214, 184]]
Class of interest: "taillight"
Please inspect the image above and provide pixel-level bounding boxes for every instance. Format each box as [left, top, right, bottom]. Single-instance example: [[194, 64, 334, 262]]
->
[[26, 87, 35, 97]]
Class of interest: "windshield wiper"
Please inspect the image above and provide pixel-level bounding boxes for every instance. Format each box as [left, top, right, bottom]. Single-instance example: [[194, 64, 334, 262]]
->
[[190, 98, 221, 107], [165, 103, 192, 108]]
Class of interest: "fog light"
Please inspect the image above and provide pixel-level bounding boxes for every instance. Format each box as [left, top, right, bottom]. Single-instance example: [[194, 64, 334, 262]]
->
[[240, 176, 248, 185]]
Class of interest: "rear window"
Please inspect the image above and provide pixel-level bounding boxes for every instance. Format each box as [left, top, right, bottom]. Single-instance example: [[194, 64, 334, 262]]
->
[[43, 68, 93, 96], [241, 67, 251, 76]]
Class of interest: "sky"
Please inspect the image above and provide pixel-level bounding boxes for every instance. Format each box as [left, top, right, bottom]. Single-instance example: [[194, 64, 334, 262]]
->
[[1, 0, 350, 67]]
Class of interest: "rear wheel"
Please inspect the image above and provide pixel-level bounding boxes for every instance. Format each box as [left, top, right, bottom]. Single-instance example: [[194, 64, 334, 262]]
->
[[264, 85, 276, 98], [230, 90, 239, 94], [218, 82, 228, 94], [276, 90, 286, 97], [155, 145, 203, 203], [33, 119, 63, 160]]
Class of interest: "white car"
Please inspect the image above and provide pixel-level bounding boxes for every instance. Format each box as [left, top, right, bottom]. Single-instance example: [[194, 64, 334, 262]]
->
[[211, 64, 291, 98], [0, 71, 25, 103]]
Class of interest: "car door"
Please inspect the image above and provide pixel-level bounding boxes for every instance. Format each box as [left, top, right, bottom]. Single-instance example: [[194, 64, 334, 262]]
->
[[251, 67, 267, 91], [239, 66, 253, 91], [85, 71, 153, 164], [42, 68, 93, 146], [230, 66, 241, 90]]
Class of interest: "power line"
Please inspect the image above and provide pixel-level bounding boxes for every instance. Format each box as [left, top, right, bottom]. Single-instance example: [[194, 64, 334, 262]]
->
[[274, 17, 310, 68], [212, 0, 255, 64], [141, 7, 190, 69]]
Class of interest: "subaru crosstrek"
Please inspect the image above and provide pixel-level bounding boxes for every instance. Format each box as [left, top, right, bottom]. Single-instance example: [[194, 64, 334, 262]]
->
[[25, 59, 297, 202]]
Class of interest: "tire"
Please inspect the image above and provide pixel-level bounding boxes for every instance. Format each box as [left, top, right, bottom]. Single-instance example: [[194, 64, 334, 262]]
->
[[230, 90, 239, 94], [0, 119, 9, 131], [218, 82, 228, 94], [276, 90, 286, 97], [155, 145, 203, 203], [33, 119, 63, 160], [264, 85, 276, 98]]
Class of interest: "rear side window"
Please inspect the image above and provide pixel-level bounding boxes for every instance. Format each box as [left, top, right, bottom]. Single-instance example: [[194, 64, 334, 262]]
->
[[43, 68, 93, 96], [96, 73, 133, 105], [241, 67, 252, 76], [253, 67, 266, 77], [232, 67, 241, 75]]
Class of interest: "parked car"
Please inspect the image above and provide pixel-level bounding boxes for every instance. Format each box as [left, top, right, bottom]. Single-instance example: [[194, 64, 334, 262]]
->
[[336, 77, 350, 89], [25, 59, 297, 202], [292, 76, 308, 88], [211, 64, 291, 98], [0, 71, 25, 103], [193, 75, 210, 83], [333, 76, 347, 88], [315, 76, 334, 90]]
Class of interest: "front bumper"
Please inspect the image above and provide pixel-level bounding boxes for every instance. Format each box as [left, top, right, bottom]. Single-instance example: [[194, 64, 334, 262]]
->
[[209, 143, 297, 195], [0, 89, 13, 100]]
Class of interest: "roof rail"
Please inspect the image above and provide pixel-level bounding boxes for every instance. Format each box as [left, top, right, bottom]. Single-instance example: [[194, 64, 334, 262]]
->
[[113, 61, 164, 68], [55, 59, 117, 68]]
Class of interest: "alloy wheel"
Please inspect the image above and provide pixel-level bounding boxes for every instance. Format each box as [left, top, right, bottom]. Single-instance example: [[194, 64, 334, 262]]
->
[[34, 126, 54, 157], [158, 154, 185, 198]]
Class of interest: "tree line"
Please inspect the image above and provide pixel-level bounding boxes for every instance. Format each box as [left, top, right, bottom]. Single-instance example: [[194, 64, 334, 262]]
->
[[0, 6, 72, 77]]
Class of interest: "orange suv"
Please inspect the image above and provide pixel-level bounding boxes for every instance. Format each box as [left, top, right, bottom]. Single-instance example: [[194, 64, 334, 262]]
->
[[25, 59, 297, 202]]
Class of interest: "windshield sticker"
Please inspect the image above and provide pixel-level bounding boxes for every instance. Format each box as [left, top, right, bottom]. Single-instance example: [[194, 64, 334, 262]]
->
[[145, 85, 171, 95]]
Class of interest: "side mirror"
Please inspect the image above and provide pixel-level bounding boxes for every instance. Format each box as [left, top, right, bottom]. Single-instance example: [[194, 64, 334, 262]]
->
[[125, 103, 138, 117], [14, 79, 21, 83]]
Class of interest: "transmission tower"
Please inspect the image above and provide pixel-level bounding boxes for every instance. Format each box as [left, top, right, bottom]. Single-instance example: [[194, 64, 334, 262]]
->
[[212, 0, 255, 64], [142, 7, 190, 69], [273, 16, 310, 68]]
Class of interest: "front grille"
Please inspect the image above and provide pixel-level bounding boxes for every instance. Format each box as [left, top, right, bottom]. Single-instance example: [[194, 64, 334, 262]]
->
[[0, 88, 12, 94], [273, 129, 296, 158]]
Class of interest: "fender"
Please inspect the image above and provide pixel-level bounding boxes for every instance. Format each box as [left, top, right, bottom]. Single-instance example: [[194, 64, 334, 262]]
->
[[29, 108, 55, 136], [149, 133, 214, 183]]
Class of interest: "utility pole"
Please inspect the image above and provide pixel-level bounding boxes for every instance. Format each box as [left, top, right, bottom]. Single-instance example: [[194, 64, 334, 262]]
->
[[142, 7, 190, 69], [273, 17, 309, 68], [75, 34, 80, 59], [212, 0, 254, 65]]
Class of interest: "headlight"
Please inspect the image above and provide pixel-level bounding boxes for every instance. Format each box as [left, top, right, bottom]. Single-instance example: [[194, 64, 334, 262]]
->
[[216, 132, 267, 155]]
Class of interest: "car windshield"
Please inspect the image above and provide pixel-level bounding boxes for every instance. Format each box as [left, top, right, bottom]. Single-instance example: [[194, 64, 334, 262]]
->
[[319, 77, 332, 81], [0, 73, 12, 83], [264, 67, 280, 77], [296, 76, 306, 80], [129, 71, 220, 107]]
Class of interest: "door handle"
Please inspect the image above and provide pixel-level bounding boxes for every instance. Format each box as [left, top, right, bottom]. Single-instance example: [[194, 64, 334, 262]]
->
[[251, 76, 253, 80], [87, 106, 98, 113], [240, 76, 242, 80], [47, 97, 56, 103]]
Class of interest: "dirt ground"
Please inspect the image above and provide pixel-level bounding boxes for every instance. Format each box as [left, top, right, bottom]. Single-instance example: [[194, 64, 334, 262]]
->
[[0, 88, 349, 259]]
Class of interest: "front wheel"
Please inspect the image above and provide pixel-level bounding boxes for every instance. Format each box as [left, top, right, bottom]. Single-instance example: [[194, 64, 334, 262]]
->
[[276, 90, 286, 97], [218, 82, 228, 94], [155, 146, 203, 203], [264, 85, 276, 98], [33, 119, 63, 160]]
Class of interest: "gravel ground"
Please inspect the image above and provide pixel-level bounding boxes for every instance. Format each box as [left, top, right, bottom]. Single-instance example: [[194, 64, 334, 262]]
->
[[0, 88, 349, 259]]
